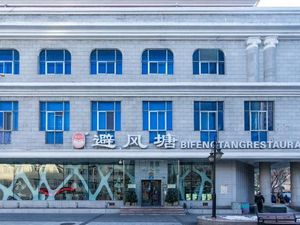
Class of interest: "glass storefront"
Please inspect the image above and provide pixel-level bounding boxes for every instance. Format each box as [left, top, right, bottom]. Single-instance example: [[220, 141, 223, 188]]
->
[[0, 163, 130, 201], [0, 161, 211, 202]]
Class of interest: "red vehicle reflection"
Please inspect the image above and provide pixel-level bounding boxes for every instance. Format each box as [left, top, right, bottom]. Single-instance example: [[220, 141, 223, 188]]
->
[[39, 187, 75, 196]]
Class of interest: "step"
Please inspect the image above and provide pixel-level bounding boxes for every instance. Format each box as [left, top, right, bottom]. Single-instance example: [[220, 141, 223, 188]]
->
[[120, 207, 186, 215]]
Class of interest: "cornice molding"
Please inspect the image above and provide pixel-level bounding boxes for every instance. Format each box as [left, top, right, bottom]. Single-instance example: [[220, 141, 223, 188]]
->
[[0, 24, 299, 40], [0, 82, 300, 97], [0, 150, 299, 160]]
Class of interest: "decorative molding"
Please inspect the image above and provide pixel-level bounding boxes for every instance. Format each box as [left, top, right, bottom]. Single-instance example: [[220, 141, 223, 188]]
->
[[0, 82, 300, 97], [246, 36, 261, 49], [263, 36, 279, 50], [0, 150, 300, 160]]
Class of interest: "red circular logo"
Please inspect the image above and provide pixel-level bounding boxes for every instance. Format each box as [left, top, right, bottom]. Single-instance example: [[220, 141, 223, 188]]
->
[[72, 132, 85, 149]]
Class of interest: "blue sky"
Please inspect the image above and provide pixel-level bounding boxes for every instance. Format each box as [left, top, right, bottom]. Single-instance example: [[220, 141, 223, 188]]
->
[[257, 0, 300, 7]]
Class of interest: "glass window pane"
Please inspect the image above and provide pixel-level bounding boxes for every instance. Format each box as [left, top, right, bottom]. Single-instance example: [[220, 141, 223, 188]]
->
[[47, 102, 63, 111], [142, 62, 148, 74], [55, 112, 63, 131], [200, 49, 217, 61], [0, 50, 13, 61], [201, 63, 209, 74], [149, 50, 166, 61], [46, 132, 55, 144], [116, 62, 122, 74], [4, 112, 11, 131], [0, 112, 3, 130], [158, 63, 166, 74], [4, 62, 12, 74], [55, 132, 63, 144], [251, 112, 258, 130], [209, 62, 217, 74], [47, 63, 55, 74], [201, 131, 209, 142], [99, 112, 106, 130], [201, 102, 217, 111], [260, 131, 267, 142], [47, 50, 64, 61], [209, 112, 216, 130], [98, 62, 106, 73], [65, 62, 71, 74], [251, 102, 260, 110], [99, 50, 115, 61], [14, 62, 19, 74], [106, 112, 114, 130], [259, 112, 267, 130], [167, 62, 173, 75], [150, 112, 157, 130], [149, 62, 158, 73], [251, 131, 259, 142], [158, 112, 165, 130], [149, 102, 165, 110], [218, 50, 224, 61], [47, 112, 55, 131], [56, 63, 63, 74], [201, 112, 208, 130], [193, 62, 199, 74], [219, 62, 225, 74], [98, 102, 114, 111], [91, 62, 97, 74], [210, 131, 217, 142], [107, 62, 115, 74], [0, 63, 3, 73]]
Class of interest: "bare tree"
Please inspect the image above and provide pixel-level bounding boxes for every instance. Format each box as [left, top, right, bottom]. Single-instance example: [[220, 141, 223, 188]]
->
[[271, 167, 290, 193]]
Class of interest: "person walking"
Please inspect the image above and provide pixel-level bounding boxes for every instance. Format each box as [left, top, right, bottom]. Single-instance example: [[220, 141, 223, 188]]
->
[[255, 192, 265, 213]]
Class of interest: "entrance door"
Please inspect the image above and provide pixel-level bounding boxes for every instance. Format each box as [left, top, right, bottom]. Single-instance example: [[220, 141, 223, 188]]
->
[[141, 180, 161, 206]]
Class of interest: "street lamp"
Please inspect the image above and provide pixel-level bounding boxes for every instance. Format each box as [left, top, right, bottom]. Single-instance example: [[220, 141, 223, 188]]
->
[[208, 141, 224, 219]]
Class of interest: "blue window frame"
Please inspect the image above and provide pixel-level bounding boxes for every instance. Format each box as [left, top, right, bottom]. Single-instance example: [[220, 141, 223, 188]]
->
[[143, 101, 172, 143], [244, 101, 273, 142], [91, 101, 121, 137], [194, 101, 223, 142], [0, 50, 19, 75], [40, 102, 70, 144], [193, 49, 225, 75], [39, 50, 71, 75], [0, 102, 18, 144], [90, 49, 122, 75], [142, 49, 173, 75]]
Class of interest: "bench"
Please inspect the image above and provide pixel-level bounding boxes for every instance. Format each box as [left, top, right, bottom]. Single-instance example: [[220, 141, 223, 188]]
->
[[257, 213, 300, 225]]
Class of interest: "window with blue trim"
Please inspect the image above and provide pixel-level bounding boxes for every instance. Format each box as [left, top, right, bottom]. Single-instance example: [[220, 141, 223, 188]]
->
[[90, 49, 122, 75], [194, 101, 223, 142], [0, 50, 19, 75], [193, 49, 224, 75], [91, 101, 121, 137], [40, 102, 70, 144], [245, 101, 273, 142], [0, 102, 18, 144], [39, 50, 71, 75], [143, 101, 172, 143], [142, 49, 173, 75]]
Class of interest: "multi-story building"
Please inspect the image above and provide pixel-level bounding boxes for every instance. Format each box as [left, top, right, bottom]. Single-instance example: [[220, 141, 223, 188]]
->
[[0, 0, 299, 212]]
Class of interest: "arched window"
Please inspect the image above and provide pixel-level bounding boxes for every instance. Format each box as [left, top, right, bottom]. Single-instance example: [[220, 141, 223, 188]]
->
[[142, 49, 173, 75], [193, 49, 224, 75], [90, 49, 122, 75], [0, 50, 19, 75], [39, 49, 71, 75]]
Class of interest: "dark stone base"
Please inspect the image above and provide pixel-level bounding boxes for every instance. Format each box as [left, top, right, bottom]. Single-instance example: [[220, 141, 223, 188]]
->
[[197, 216, 256, 225]]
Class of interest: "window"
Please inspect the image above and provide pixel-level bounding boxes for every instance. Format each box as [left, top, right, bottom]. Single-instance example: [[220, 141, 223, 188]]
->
[[90, 49, 122, 75], [142, 49, 173, 75], [193, 49, 224, 75], [244, 101, 273, 142], [143, 101, 172, 143], [194, 101, 224, 142], [40, 102, 70, 144], [0, 50, 19, 75], [91, 101, 121, 136], [0, 102, 18, 144], [39, 50, 71, 75]]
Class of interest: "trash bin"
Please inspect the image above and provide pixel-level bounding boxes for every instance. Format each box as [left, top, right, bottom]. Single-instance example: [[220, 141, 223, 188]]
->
[[241, 202, 250, 214]]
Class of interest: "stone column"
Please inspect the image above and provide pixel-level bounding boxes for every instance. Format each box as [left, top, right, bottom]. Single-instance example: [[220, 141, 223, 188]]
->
[[259, 162, 272, 205], [290, 162, 300, 207], [246, 37, 261, 82], [263, 36, 278, 82]]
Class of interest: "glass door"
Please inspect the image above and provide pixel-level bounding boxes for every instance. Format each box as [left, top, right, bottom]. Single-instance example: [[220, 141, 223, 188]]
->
[[141, 180, 161, 206]]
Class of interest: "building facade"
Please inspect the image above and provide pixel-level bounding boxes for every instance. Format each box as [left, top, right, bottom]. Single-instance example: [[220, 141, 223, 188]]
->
[[0, 0, 299, 211]]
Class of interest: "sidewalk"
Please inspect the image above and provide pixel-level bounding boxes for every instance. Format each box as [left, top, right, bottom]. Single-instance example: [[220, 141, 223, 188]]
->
[[0, 213, 198, 225]]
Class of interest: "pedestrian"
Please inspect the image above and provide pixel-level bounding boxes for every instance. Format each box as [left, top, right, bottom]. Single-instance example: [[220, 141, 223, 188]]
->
[[255, 192, 265, 213]]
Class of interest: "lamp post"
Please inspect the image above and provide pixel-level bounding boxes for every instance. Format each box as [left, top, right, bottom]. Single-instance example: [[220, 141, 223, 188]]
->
[[208, 141, 224, 219]]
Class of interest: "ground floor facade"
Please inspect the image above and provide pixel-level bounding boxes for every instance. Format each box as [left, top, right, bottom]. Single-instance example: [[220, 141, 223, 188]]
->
[[0, 159, 256, 210]]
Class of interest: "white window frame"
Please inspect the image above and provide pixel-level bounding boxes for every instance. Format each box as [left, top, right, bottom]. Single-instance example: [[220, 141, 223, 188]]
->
[[250, 110, 268, 132], [148, 110, 167, 131], [97, 110, 115, 131], [96, 50, 118, 75], [45, 111, 64, 132], [194, 49, 225, 75], [147, 49, 170, 75], [44, 50, 67, 75], [0, 111, 12, 131], [199, 111, 218, 131]]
